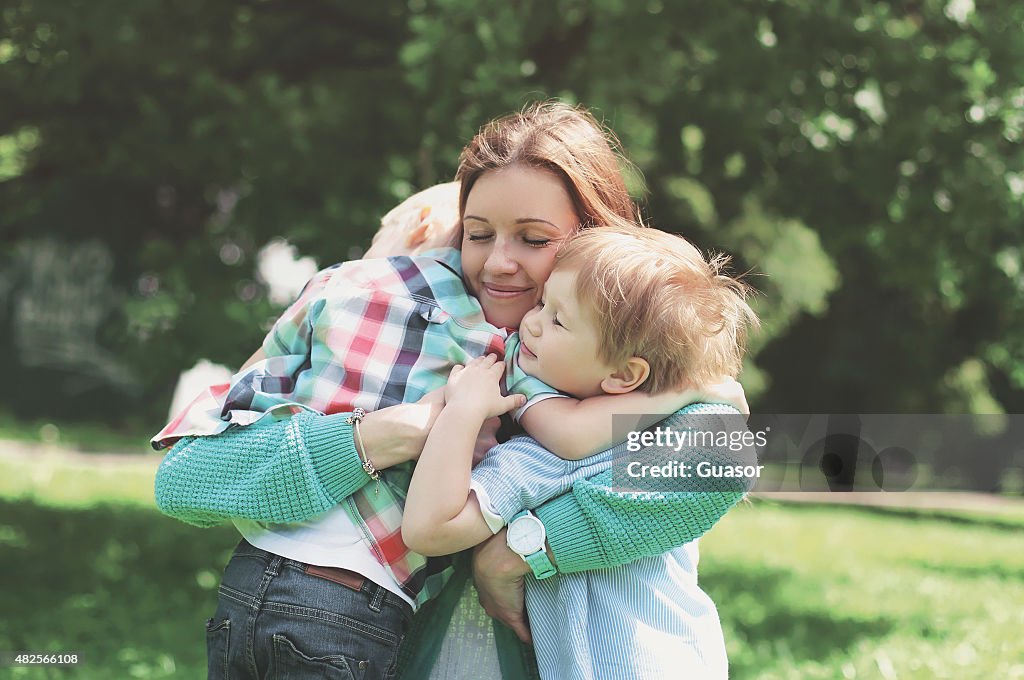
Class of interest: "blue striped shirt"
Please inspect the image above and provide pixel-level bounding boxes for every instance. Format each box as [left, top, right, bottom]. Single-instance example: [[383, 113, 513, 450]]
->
[[471, 404, 739, 680]]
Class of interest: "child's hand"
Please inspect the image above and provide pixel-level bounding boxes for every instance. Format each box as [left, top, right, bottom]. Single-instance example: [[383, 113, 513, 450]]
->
[[446, 355, 526, 419], [690, 377, 749, 415], [646, 377, 749, 418]]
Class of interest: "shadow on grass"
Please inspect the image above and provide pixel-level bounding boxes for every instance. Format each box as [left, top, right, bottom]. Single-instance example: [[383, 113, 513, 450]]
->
[[702, 561, 897, 678], [3, 497, 919, 679], [0, 498, 238, 679]]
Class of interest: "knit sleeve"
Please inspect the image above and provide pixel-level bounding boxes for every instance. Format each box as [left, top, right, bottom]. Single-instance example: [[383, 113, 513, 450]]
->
[[534, 403, 754, 574], [153, 410, 370, 527]]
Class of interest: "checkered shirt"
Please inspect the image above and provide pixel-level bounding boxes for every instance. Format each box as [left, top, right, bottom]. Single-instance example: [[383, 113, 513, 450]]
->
[[152, 248, 552, 605]]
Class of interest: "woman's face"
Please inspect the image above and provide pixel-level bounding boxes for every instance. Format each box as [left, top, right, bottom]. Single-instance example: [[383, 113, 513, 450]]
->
[[461, 165, 579, 330]]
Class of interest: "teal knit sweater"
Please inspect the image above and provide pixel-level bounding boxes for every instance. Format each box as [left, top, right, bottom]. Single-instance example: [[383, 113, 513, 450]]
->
[[154, 406, 751, 574]]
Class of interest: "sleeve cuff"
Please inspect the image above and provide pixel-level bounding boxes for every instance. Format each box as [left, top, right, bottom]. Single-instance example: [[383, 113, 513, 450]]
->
[[533, 492, 610, 574], [513, 393, 569, 422], [469, 481, 506, 534], [300, 412, 370, 502]]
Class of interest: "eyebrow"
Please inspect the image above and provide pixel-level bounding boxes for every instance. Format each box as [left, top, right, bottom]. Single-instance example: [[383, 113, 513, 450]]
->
[[463, 215, 563, 230]]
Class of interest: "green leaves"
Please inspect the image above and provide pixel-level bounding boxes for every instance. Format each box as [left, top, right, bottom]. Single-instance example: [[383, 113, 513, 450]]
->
[[2, 0, 1021, 420]]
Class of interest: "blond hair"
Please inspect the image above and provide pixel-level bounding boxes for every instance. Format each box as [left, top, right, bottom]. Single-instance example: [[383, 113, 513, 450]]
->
[[366, 182, 461, 258], [556, 225, 759, 393], [455, 101, 640, 237]]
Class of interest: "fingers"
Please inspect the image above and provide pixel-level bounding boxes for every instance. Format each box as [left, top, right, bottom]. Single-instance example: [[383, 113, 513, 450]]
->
[[505, 615, 532, 645], [709, 376, 749, 415], [476, 597, 532, 644], [466, 353, 499, 368], [505, 394, 527, 412], [453, 354, 503, 378]]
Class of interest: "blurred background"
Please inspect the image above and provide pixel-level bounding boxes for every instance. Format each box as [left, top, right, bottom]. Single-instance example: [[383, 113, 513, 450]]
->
[[2, 1, 1023, 678]]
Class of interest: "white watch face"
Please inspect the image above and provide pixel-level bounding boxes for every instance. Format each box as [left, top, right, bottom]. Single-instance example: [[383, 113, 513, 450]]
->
[[508, 515, 545, 555]]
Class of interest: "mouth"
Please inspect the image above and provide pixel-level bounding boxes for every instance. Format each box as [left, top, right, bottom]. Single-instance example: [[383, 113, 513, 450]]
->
[[482, 283, 532, 300], [519, 339, 538, 359]]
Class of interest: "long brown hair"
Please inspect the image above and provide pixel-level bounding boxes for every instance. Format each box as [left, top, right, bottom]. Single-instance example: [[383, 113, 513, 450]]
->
[[455, 102, 641, 238]]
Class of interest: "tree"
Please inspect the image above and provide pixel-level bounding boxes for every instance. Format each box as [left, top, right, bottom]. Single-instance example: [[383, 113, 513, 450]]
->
[[2, 0, 1021, 424]]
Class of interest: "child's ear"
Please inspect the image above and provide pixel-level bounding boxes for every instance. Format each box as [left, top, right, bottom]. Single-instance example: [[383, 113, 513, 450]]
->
[[405, 207, 436, 249], [600, 357, 650, 394]]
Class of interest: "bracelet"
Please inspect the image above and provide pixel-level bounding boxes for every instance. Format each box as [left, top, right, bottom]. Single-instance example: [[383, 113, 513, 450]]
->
[[346, 408, 380, 495]]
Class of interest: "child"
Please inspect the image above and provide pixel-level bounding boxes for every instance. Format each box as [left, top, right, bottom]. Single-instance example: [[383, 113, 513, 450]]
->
[[402, 225, 760, 680]]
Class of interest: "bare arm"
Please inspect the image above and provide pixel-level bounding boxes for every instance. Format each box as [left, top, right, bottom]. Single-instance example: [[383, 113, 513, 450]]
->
[[401, 401, 495, 556], [402, 356, 524, 556], [520, 378, 749, 460]]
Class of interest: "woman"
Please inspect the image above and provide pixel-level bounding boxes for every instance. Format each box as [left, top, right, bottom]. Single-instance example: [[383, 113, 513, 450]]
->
[[154, 102, 747, 679]]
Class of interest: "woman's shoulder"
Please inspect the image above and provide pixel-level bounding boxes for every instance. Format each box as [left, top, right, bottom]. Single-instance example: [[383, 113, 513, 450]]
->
[[675, 402, 742, 416]]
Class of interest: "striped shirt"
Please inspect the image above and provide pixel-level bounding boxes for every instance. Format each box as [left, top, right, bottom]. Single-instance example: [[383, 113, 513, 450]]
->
[[471, 403, 742, 680]]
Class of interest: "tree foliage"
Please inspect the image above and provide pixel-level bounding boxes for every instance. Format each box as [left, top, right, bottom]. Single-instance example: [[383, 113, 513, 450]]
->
[[1, 0, 1021, 423]]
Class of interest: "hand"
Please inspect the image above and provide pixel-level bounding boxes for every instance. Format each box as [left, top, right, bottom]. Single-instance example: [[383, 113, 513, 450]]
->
[[473, 529, 532, 644], [693, 377, 749, 416], [473, 417, 501, 467], [445, 355, 525, 419], [357, 387, 446, 468]]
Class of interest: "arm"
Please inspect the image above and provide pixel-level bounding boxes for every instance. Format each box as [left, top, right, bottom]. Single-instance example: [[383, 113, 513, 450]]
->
[[470, 436, 615, 520], [156, 192, 466, 528], [473, 402, 753, 639], [155, 390, 445, 527], [519, 388, 697, 461], [155, 411, 360, 528], [402, 356, 523, 556], [482, 404, 752, 570], [519, 377, 751, 461], [537, 403, 753, 572]]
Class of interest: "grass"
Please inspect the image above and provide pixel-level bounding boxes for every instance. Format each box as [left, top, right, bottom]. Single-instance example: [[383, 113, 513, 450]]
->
[[702, 501, 1024, 679], [0, 410, 154, 454], [3, 447, 1024, 679], [0, 500, 237, 680], [0, 449, 160, 509]]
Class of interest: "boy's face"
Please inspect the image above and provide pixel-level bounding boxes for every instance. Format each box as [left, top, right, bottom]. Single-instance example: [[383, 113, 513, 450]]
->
[[518, 267, 617, 399]]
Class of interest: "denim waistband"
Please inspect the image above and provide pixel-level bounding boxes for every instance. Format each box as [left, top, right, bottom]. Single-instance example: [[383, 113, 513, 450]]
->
[[233, 539, 414, 623]]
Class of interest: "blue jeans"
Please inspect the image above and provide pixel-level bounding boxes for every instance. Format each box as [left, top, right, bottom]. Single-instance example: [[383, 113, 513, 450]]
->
[[206, 540, 414, 680]]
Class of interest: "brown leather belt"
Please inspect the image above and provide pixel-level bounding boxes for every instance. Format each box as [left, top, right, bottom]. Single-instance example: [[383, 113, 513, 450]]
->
[[304, 564, 367, 592]]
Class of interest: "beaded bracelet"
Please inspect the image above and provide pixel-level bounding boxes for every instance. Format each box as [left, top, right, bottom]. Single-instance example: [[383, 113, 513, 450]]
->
[[346, 408, 380, 495]]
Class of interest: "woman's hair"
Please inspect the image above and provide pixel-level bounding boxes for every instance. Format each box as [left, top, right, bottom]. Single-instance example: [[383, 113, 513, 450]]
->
[[455, 101, 640, 235], [556, 225, 760, 393]]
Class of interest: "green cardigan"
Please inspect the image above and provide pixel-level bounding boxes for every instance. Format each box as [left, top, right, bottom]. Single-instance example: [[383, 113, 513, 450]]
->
[[154, 406, 751, 677]]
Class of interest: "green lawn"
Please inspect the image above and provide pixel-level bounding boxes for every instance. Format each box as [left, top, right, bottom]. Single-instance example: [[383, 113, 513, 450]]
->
[[0, 409, 153, 454], [702, 502, 1024, 679], [2, 452, 1023, 679]]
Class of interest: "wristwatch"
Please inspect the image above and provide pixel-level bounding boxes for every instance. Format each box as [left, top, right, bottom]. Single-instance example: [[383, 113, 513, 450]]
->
[[506, 510, 557, 579]]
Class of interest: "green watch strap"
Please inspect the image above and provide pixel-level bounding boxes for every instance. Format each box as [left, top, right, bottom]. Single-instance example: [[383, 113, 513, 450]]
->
[[509, 510, 557, 580], [524, 549, 557, 580]]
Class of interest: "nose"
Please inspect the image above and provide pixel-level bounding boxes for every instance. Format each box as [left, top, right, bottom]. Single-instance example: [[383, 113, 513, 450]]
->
[[522, 307, 542, 338], [483, 237, 518, 276]]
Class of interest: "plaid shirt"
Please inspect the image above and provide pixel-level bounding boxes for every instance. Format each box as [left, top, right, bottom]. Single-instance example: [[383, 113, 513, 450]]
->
[[152, 248, 557, 606]]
